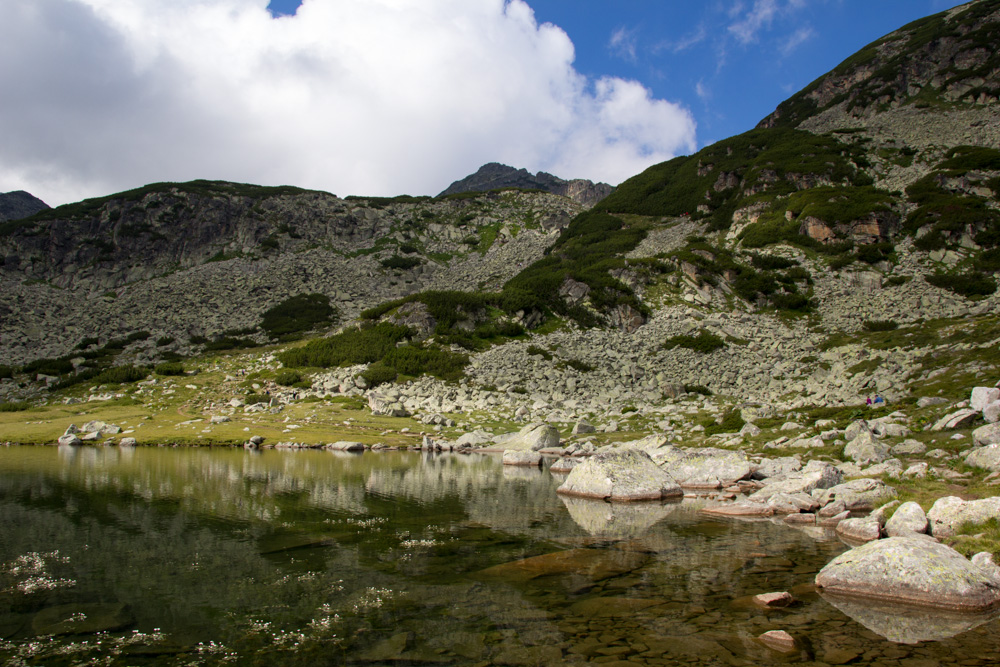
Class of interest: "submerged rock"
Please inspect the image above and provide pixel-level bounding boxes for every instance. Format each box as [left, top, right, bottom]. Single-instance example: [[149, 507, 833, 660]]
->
[[815, 537, 1000, 612], [557, 448, 682, 501], [477, 547, 649, 582], [32, 603, 134, 636]]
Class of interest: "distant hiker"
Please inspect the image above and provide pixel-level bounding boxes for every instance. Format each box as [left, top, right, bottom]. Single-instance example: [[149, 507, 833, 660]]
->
[[874, 395, 884, 405], [866, 396, 872, 406]]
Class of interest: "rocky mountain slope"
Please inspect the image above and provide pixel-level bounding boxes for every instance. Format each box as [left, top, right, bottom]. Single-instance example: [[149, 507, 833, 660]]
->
[[0, 190, 48, 222], [439, 163, 614, 207], [1, 0, 999, 420]]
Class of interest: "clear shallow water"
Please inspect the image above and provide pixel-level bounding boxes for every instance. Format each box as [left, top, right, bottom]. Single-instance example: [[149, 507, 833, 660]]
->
[[0, 446, 999, 666]]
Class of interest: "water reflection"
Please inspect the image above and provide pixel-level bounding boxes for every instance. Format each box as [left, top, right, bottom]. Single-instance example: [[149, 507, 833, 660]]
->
[[1, 447, 1000, 666], [821, 593, 1000, 644]]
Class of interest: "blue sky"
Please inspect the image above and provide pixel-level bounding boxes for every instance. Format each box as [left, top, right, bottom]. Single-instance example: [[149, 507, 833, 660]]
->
[[270, 0, 969, 146], [0, 0, 972, 205]]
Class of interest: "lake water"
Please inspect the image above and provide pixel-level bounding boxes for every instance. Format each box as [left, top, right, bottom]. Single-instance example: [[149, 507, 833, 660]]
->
[[2, 445, 1000, 666]]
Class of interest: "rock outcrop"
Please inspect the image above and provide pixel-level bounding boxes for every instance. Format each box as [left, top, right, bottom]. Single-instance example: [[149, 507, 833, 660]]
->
[[556, 448, 683, 501]]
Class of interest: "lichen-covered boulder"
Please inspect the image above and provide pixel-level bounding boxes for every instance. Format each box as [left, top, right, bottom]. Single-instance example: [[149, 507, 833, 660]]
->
[[498, 422, 561, 451], [965, 444, 1000, 472], [816, 537, 1000, 612], [843, 431, 891, 466], [927, 496, 1000, 537], [557, 448, 682, 501], [973, 423, 1000, 447], [656, 447, 751, 489], [884, 501, 928, 537], [816, 478, 897, 511]]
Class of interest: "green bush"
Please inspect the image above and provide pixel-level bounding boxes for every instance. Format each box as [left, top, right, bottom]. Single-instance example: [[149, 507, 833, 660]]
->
[[22, 357, 74, 376], [884, 276, 910, 287], [684, 384, 713, 396], [360, 363, 398, 388], [856, 242, 895, 265], [93, 365, 149, 385], [245, 393, 270, 406], [75, 336, 100, 350], [925, 272, 997, 297], [863, 320, 898, 332], [663, 331, 727, 354], [704, 409, 746, 436], [562, 359, 595, 373], [189, 334, 209, 344], [381, 345, 468, 381], [0, 402, 30, 412], [274, 371, 303, 386], [750, 253, 797, 270], [127, 331, 151, 342], [154, 362, 186, 376], [381, 255, 422, 270], [155, 336, 175, 347], [398, 242, 419, 254], [260, 293, 337, 339], [279, 322, 412, 368], [0, 365, 13, 380], [204, 337, 256, 351]]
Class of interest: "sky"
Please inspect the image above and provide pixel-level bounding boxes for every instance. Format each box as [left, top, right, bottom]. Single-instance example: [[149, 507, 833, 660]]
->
[[1, 0, 972, 207]]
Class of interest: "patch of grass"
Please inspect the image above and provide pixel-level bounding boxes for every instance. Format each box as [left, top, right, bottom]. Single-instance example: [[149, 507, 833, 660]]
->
[[381, 255, 422, 271], [154, 363, 186, 376], [0, 402, 30, 413], [863, 319, 898, 332], [684, 384, 712, 396], [526, 345, 553, 361], [704, 409, 746, 436], [274, 371, 303, 386], [560, 359, 594, 373], [663, 331, 727, 354]]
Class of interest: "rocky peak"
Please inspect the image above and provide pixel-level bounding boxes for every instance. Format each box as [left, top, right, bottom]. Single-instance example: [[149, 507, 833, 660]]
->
[[759, 0, 1000, 130], [438, 163, 614, 207], [0, 190, 49, 222]]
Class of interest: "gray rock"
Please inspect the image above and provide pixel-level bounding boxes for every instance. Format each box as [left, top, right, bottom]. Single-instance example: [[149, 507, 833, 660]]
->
[[209, 415, 231, 424], [965, 444, 1000, 472], [885, 501, 929, 537], [557, 448, 682, 501], [861, 458, 903, 478], [844, 420, 871, 442], [571, 420, 595, 435], [501, 422, 561, 451], [454, 430, 493, 447], [972, 387, 1000, 411], [753, 456, 801, 480], [932, 409, 979, 431], [766, 492, 819, 514], [57, 434, 81, 447], [816, 537, 1000, 612], [891, 439, 926, 456], [740, 422, 762, 438], [119, 437, 137, 447], [844, 431, 891, 466], [917, 396, 950, 408], [657, 447, 751, 488], [902, 462, 928, 478], [927, 496, 1000, 537], [502, 450, 542, 467], [817, 479, 898, 511], [249, 435, 265, 446], [549, 457, 580, 473], [985, 401, 1000, 424], [701, 501, 774, 518], [836, 517, 882, 544], [751, 461, 843, 501], [327, 441, 365, 451], [973, 423, 1000, 447]]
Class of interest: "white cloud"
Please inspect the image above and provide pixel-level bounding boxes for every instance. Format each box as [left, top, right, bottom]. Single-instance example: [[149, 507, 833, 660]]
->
[[609, 26, 638, 62], [0, 0, 696, 205], [728, 0, 779, 44], [781, 26, 815, 55]]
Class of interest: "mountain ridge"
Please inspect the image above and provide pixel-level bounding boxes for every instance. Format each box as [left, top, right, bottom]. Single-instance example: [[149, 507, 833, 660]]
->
[[438, 162, 614, 207]]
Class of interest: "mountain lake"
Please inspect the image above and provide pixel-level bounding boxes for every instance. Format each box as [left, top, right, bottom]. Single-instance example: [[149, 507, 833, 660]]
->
[[2, 445, 1000, 666]]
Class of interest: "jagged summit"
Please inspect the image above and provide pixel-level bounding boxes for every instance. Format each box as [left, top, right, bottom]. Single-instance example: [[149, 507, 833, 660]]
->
[[759, 0, 1000, 131], [0, 190, 48, 222], [439, 162, 613, 208]]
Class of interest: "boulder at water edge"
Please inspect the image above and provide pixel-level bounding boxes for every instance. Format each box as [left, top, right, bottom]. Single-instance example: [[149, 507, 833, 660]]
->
[[816, 478, 897, 511], [557, 448, 682, 501], [498, 422, 561, 451], [656, 447, 751, 489], [815, 537, 1000, 612]]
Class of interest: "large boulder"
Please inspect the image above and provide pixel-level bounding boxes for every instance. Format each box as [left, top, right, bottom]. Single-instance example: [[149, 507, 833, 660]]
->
[[750, 461, 842, 501], [884, 501, 928, 538], [499, 422, 561, 451], [816, 537, 1000, 612], [502, 450, 543, 467], [557, 448, 682, 501], [656, 447, 750, 489], [816, 479, 897, 512], [972, 387, 1000, 411], [367, 393, 409, 417], [927, 496, 1000, 537], [965, 444, 1000, 472], [973, 423, 1000, 447], [752, 456, 801, 480], [57, 434, 82, 447], [843, 431, 891, 466], [932, 409, 979, 431]]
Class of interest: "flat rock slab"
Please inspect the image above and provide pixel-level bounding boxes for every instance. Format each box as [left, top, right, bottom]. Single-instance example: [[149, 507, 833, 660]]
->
[[816, 537, 1000, 612], [817, 478, 897, 511], [701, 501, 773, 518], [557, 448, 682, 502], [476, 547, 649, 583], [657, 447, 751, 488]]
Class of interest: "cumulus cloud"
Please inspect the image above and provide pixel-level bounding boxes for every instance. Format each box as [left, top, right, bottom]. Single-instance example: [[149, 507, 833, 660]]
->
[[0, 0, 696, 205]]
